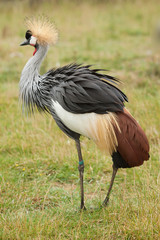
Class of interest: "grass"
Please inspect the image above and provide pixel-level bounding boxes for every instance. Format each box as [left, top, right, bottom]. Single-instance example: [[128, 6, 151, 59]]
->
[[0, 0, 160, 239]]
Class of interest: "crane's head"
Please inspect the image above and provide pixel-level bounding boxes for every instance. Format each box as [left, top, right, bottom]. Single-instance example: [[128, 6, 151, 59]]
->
[[20, 17, 58, 55]]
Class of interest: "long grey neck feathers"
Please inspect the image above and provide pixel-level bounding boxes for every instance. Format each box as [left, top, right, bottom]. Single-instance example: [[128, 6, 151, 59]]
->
[[19, 45, 49, 113]]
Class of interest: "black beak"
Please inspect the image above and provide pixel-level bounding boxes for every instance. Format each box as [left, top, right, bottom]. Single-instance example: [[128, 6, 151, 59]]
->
[[20, 39, 29, 46]]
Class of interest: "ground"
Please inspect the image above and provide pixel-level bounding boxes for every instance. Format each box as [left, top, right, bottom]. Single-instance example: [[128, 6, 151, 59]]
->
[[0, 0, 160, 239]]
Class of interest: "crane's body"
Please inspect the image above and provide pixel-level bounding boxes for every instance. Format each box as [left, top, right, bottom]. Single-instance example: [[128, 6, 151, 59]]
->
[[20, 17, 149, 209]]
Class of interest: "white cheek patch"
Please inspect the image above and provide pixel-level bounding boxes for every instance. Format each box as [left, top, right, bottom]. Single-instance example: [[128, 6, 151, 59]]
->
[[30, 36, 37, 46]]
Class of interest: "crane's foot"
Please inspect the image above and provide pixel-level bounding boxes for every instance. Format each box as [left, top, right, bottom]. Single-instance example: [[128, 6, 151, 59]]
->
[[80, 205, 87, 211], [102, 196, 110, 207]]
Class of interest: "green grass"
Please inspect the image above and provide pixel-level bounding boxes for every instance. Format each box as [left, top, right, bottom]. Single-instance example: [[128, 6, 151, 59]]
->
[[0, 0, 160, 239]]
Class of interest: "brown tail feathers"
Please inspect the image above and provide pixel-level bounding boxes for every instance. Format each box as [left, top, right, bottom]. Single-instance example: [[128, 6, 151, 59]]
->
[[114, 108, 150, 168]]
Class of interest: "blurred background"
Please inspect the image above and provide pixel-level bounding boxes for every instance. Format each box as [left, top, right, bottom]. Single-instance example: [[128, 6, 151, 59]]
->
[[1, 0, 160, 82], [0, 0, 160, 239]]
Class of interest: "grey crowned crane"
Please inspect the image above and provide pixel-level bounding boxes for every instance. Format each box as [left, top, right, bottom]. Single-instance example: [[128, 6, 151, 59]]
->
[[19, 17, 150, 210]]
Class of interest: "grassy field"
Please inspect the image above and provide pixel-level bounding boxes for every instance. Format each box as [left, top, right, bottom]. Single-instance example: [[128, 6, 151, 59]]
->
[[0, 0, 160, 239]]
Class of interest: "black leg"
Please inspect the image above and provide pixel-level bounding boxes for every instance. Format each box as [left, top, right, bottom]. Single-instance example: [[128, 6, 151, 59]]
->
[[102, 164, 118, 206], [75, 139, 86, 210]]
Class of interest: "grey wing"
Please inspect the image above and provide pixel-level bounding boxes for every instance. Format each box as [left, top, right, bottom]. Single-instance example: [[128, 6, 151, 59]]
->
[[50, 70, 127, 114], [43, 64, 128, 140]]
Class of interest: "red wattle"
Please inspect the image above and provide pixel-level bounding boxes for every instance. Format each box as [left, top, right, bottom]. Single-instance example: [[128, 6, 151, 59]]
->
[[33, 48, 37, 55]]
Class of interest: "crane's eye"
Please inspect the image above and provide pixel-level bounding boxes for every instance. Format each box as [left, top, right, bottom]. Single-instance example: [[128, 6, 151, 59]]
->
[[25, 30, 32, 40]]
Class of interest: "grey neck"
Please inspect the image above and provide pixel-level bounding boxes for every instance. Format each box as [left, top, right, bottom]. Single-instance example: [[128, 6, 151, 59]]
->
[[19, 44, 49, 112], [20, 45, 48, 84]]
